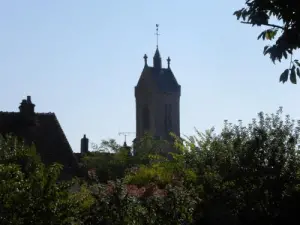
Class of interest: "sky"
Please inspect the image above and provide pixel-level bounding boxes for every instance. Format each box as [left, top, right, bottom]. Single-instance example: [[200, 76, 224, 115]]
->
[[1, 1, 300, 153]]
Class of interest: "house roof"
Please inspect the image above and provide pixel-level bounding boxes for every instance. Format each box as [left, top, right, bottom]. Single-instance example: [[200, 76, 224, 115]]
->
[[0, 98, 80, 180]]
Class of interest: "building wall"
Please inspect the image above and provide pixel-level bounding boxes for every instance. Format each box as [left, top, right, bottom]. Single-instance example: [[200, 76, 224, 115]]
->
[[153, 92, 180, 139], [135, 88, 180, 140]]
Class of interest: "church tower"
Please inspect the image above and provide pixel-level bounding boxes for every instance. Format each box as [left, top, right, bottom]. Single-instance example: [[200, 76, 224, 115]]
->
[[134, 25, 181, 143]]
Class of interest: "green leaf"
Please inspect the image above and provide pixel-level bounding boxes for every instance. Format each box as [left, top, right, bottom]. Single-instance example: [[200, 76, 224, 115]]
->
[[279, 69, 289, 83], [297, 68, 300, 78], [265, 29, 278, 40], [263, 46, 269, 54], [290, 67, 297, 84], [233, 10, 242, 20], [295, 60, 300, 67], [283, 51, 288, 59], [258, 31, 265, 40]]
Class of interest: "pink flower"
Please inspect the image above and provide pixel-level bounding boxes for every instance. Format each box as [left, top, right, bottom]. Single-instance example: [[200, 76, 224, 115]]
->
[[101, 182, 167, 198]]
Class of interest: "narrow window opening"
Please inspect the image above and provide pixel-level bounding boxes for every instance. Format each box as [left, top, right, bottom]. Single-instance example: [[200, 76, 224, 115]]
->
[[164, 104, 172, 132], [142, 106, 150, 130]]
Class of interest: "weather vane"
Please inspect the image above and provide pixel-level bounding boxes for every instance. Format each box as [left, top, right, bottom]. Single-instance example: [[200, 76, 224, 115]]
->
[[155, 24, 160, 48]]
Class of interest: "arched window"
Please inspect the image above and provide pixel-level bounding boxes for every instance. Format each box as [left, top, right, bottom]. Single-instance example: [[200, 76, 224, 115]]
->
[[142, 106, 150, 130]]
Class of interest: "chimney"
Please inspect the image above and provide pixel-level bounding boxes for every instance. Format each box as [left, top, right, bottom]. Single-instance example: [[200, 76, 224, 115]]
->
[[81, 134, 89, 154], [19, 96, 35, 116]]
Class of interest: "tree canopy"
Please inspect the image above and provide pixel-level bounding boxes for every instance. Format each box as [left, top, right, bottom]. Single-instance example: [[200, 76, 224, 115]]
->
[[2, 108, 300, 224], [234, 0, 300, 84], [0, 135, 84, 225]]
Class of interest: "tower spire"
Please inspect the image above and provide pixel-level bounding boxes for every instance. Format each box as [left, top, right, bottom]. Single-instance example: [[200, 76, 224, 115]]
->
[[155, 24, 160, 48], [153, 48, 162, 69], [153, 24, 162, 69]]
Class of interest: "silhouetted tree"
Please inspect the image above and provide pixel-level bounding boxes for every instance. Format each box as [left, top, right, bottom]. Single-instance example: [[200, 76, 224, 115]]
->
[[0, 135, 84, 225], [183, 108, 300, 225], [234, 0, 300, 84]]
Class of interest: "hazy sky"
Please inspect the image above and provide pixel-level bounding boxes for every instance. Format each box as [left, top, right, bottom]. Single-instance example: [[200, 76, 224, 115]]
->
[[1, 1, 299, 152]]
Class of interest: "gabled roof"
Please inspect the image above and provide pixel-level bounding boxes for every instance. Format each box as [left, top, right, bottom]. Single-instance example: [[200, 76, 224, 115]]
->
[[0, 110, 80, 180], [137, 66, 180, 93]]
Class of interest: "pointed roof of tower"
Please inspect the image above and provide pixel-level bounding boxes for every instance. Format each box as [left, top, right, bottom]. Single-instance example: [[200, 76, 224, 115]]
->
[[153, 47, 162, 69], [137, 49, 180, 93], [136, 25, 181, 94], [139, 67, 180, 92], [154, 47, 161, 58]]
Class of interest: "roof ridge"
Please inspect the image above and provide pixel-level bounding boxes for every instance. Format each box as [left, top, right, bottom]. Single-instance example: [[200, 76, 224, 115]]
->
[[0, 111, 19, 114], [36, 112, 55, 115], [0, 111, 55, 114]]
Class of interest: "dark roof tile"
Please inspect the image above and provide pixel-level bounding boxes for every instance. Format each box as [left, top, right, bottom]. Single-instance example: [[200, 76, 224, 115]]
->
[[138, 66, 180, 93], [0, 111, 79, 180]]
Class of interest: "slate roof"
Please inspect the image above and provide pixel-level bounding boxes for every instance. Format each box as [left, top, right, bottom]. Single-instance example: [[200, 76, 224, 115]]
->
[[139, 66, 180, 93], [0, 99, 80, 180], [137, 48, 181, 93]]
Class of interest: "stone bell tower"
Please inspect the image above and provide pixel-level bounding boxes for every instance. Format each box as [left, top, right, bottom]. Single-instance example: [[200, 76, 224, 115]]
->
[[134, 25, 181, 145]]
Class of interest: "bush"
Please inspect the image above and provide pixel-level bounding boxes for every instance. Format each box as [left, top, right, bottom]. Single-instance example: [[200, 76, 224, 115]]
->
[[0, 135, 83, 225]]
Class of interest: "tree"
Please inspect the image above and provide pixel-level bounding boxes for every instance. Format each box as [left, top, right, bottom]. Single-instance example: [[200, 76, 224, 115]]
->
[[92, 139, 121, 153], [81, 135, 170, 183], [234, 0, 300, 84], [82, 148, 131, 183], [0, 135, 85, 225], [81, 135, 200, 224], [84, 179, 199, 225], [181, 108, 300, 224]]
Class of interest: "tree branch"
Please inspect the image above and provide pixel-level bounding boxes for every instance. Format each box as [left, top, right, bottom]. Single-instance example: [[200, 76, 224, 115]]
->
[[241, 21, 284, 30]]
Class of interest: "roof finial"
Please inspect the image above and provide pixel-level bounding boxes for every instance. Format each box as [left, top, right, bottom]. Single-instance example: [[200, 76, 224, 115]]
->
[[143, 54, 148, 66], [155, 24, 160, 48], [167, 57, 171, 68]]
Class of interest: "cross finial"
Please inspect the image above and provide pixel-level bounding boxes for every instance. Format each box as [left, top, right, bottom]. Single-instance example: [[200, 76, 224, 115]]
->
[[167, 56, 171, 68], [143, 54, 148, 66], [155, 24, 160, 48]]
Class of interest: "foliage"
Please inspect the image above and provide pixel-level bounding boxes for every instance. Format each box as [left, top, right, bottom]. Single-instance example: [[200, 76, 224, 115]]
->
[[92, 139, 121, 153], [81, 133, 200, 224], [3, 108, 300, 224], [0, 135, 83, 225], [84, 179, 199, 225], [233, 0, 300, 84], [133, 133, 169, 160], [124, 152, 197, 187], [82, 147, 131, 183], [182, 108, 300, 224], [82, 133, 169, 183], [81, 109, 300, 224]]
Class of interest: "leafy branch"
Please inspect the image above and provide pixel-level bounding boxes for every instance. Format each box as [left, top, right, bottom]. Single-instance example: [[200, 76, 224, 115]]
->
[[240, 21, 284, 30], [233, 1, 300, 84]]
